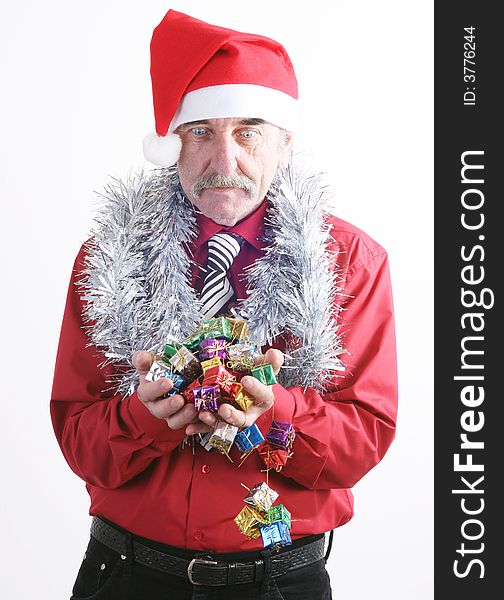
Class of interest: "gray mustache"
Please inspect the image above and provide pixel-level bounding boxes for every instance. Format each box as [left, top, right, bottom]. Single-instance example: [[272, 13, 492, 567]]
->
[[191, 172, 256, 197]]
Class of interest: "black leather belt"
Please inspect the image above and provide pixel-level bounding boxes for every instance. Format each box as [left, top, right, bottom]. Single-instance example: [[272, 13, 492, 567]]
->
[[90, 516, 326, 586]]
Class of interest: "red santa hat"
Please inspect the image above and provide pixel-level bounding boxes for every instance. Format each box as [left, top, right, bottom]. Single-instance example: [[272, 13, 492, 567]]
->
[[143, 10, 299, 167]]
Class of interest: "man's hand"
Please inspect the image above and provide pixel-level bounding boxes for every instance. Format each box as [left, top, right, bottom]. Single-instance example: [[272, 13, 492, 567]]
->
[[197, 348, 284, 431], [132, 351, 212, 435]]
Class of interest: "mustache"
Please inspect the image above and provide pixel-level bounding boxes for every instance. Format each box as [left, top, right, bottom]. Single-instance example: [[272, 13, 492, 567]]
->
[[191, 172, 257, 197]]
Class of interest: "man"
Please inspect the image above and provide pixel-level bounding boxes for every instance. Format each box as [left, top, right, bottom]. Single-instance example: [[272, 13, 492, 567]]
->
[[51, 9, 397, 600]]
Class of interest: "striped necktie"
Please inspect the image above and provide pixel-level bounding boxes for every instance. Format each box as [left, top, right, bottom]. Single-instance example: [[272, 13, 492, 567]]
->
[[199, 233, 242, 320]]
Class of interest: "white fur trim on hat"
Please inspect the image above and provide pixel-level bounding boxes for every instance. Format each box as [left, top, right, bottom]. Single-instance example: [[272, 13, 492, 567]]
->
[[169, 84, 298, 134], [142, 131, 182, 167]]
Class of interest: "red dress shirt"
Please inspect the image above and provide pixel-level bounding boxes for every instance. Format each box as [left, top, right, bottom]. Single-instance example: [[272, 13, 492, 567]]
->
[[50, 200, 397, 552]]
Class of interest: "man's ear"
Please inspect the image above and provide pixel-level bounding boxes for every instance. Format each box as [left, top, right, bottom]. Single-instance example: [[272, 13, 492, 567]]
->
[[278, 131, 295, 169]]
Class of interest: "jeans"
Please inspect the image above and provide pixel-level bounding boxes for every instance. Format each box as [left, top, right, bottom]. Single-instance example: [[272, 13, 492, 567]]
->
[[70, 535, 333, 600]]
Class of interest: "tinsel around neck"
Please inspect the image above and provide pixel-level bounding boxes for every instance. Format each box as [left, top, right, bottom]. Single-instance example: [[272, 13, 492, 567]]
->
[[79, 162, 345, 395]]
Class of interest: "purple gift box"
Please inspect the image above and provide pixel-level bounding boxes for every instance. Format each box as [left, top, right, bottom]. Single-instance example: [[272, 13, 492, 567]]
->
[[198, 338, 227, 361], [266, 421, 295, 451], [193, 385, 221, 411]]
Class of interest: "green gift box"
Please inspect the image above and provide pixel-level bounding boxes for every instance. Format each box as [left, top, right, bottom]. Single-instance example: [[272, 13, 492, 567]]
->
[[180, 331, 205, 351], [163, 344, 179, 359], [201, 317, 232, 340], [264, 504, 291, 528], [250, 363, 276, 385]]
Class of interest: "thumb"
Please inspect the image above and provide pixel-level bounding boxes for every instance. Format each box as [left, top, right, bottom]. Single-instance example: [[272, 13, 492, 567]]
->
[[132, 350, 154, 374], [262, 348, 284, 376]]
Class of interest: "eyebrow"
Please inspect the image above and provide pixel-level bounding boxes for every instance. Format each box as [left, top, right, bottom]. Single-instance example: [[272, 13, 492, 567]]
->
[[180, 118, 266, 128], [240, 118, 266, 125]]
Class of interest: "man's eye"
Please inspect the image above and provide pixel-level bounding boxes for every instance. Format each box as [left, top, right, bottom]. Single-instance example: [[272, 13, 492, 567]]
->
[[191, 127, 207, 136], [240, 129, 257, 139]]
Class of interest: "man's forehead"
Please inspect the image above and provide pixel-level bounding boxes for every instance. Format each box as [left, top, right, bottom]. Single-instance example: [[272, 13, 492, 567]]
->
[[179, 117, 267, 128]]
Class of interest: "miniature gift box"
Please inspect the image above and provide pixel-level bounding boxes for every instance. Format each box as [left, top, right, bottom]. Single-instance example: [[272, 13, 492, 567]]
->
[[229, 382, 254, 412], [200, 357, 222, 372], [235, 424, 265, 453], [216, 369, 237, 394], [199, 432, 214, 452], [244, 482, 279, 512], [259, 521, 292, 548], [250, 363, 277, 385], [201, 317, 232, 340], [169, 346, 199, 372], [264, 504, 291, 528], [202, 364, 236, 393], [226, 342, 258, 371], [181, 330, 205, 351], [181, 359, 202, 381], [266, 421, 296, 451], [229, 382, 242, 399], [208, 422, 239, 454], [234, 506, 265, 539], [182, 379, 203, 403], [169, 346, 202, 380], [198, 338, 227, 361], [226, 317, 250, 341], [145, 360, 188, 395], [193, 385, 221, 411], [145, 360, 174, 382], [162, 344, 179, 360], [258, 443, 291, 472], [165, 373, 191, 397], [234, 389, 254, 412]]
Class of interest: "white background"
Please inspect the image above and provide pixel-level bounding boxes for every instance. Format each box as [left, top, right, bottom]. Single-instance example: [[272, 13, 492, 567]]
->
[[0, 1, 433, 598]]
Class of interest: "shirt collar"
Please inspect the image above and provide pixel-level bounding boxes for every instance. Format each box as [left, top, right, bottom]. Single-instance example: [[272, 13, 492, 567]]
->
[[194, 200, 268, 252]]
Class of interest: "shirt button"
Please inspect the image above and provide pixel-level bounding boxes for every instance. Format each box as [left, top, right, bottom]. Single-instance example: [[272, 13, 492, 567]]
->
[[201, 464, 210, 474], [194, 530, 203, 541]]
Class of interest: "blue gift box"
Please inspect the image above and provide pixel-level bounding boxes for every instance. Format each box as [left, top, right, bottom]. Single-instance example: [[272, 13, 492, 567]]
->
[[235, 424, 265, 452], [165, 373, 190, 396], [259, 520, 292, 548]]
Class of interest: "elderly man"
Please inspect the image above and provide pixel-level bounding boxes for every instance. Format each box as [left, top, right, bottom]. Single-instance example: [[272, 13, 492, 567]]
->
[[51, 9, 397, 600]]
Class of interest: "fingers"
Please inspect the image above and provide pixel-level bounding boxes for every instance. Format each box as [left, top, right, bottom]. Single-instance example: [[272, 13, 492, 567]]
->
[[137, 377, 174, 403], [141, 388, 207, 431], [241, 376, 275, 407], [218, 403, 250, 429], [185, 421, 213, 436], [132, 350, 154, 374], [132, 350, 156, 391], [144, 392, 184, 419], [255, 348, 284, 376], [132, 350, 178, 404], [198, 410, 219, 429], [207, 376, 274, 430], [165, 402, 200, 430], [199, 405, 249, 429]]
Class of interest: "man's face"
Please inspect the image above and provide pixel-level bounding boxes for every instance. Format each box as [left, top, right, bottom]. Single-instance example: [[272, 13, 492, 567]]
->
[[176, 118, 293, 226]]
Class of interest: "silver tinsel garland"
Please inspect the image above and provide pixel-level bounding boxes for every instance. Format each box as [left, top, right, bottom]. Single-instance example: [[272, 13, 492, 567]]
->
[[79, 162, 345, 395], [240, 166, 346, 389]]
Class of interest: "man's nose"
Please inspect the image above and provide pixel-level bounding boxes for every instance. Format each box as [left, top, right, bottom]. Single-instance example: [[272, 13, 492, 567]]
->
[[208, 134, 239, 175]]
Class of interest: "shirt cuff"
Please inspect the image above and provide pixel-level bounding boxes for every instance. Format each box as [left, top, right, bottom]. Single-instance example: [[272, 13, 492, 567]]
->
[[255, 383, 296, 436], [126, 392, 188, 444], [255, 384, 327, 489]]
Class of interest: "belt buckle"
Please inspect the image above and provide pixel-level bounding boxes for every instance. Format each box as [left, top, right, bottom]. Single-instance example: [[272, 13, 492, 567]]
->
[[187, 557, 219, 586]]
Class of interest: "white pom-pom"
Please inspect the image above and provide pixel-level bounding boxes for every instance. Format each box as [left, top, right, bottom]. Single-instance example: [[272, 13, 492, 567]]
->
[[142, 131, 182, 167]]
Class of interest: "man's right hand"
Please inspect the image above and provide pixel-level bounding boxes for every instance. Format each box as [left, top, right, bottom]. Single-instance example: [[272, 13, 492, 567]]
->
[[132, 351, 212, 434]]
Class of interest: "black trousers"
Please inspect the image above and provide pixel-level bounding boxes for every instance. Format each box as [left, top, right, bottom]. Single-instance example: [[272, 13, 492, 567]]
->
[[70, 534, 333, 600]]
